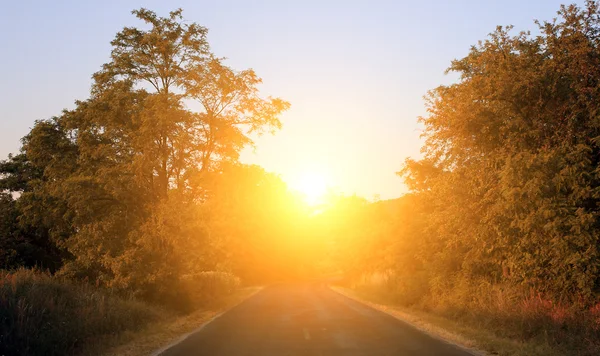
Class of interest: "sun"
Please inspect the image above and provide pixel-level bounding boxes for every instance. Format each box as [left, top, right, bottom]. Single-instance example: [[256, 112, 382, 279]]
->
[[293, 171, 328, 206]]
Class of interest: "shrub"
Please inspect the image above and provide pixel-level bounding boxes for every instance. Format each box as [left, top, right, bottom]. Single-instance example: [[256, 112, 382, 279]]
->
[[179, 271, 241, 309]]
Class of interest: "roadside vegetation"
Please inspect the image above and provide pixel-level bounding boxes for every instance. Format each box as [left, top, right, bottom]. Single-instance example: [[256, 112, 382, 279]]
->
[[0, 8, 288, 356], [330, 2, 600, 355], [0, 269, 242, 356], [0, 269, 163, 356], [3, 2, 600, 356]]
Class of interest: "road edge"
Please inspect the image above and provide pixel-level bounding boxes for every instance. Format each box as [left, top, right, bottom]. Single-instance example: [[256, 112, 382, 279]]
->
[[151, 287, 264, 356], [328, 285, 487, 356]]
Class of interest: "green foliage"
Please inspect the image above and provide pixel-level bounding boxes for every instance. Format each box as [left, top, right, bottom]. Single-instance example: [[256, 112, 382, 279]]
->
[[0, 149, 66, 271], [0, 154, 41, 193], [0, 193, 64, 271]]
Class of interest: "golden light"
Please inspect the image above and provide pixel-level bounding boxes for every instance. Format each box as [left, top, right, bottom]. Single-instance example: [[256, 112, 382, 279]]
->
[[293, 171, 328, 206]]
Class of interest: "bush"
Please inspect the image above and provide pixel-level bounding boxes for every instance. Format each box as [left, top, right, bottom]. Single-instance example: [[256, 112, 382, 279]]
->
[[179, 271, 241, 309], [0, 269, 165, 356]]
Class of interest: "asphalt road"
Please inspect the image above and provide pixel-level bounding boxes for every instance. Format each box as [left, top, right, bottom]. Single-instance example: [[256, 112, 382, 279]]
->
[[160, 283, 474, 356]]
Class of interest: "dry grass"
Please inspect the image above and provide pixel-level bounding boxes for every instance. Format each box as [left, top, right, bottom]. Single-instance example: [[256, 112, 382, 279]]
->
[[331, 286, 486, 355], [98, 287, 261, 356], [0, 269, 165, 356], [0, 268, 254, 356], [336, 275, 600, 356]]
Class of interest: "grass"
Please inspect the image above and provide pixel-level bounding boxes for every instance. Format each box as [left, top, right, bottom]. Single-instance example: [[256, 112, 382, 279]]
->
[[0, 269, 165, 356], [334, 280, 600, 356], [0, 268, 252, 356], [97, 287, 261, 356]]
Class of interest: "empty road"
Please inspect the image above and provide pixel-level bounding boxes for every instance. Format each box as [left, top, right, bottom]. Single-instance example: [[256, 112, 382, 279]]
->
[[160, 283, 474, 356]]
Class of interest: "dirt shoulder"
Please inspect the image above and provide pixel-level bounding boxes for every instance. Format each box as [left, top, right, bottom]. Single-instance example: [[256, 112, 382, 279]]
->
[[330, 286, 562, 356], [97, 287, 262, 356]]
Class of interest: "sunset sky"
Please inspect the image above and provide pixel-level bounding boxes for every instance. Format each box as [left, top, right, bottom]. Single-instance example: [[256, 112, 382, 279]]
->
[[0, 0, 578, 199]]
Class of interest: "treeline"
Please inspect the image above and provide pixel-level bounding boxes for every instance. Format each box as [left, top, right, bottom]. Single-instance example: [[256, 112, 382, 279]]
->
[[342, 2, 600, 354]]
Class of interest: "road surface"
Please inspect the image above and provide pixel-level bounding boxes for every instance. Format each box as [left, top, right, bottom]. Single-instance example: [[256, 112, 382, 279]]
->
[[160, 283, 474, 356]]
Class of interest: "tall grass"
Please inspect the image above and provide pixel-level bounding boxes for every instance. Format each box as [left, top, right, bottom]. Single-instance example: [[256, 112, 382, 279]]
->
[[155, 271, 243, 312], [350, 272, 600, 355], [0, 269, 164, 356], [180, 271, 241, 307], [0, 269, 243, 355]]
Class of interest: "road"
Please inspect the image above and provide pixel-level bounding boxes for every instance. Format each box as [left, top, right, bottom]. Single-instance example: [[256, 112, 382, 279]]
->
[[160, 283, 474, 356]]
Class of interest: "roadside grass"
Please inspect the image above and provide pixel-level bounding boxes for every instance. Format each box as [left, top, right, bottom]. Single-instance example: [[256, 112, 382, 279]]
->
[[332, 285, 592, 356], [95, 286, 261, 356], [0, 268, 165, 356], [0, 268, 254, 356]]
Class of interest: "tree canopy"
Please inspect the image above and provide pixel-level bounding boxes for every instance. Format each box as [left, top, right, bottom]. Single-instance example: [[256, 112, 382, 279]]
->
[[397, 1, 600, 303], [0, 8, 290, 301]]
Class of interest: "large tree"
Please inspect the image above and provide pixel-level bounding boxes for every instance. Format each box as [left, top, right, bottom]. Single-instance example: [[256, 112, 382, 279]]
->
[[1, 8, 289, 299], [92, 8, 289, 199], [401, 1, 600, 303]]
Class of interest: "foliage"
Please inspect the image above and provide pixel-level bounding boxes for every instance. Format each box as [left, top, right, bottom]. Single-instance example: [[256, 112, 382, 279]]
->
[[0, 7, 289, 302], [6, 2, 600, 355], [180, 271, 241, 308], [0, 149, 66, 271], [202, 163, 315, 283], [331, 2, 600, 355], [400, 0, 600, 304], [0, 193, 64, 271]]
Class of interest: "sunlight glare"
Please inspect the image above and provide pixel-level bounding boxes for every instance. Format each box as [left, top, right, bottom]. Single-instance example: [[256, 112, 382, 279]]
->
[[293, 171, 328, 206]]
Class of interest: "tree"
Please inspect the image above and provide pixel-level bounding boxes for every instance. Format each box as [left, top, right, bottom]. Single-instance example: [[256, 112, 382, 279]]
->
[[401, 1, 600, 303], [201, 164, 301, 283], [93, 8, 207, 199], [184, 58, 290, 178], [0, 123, 73, 271], [17, 8, 290, 298], [93, 8, 289, 199]]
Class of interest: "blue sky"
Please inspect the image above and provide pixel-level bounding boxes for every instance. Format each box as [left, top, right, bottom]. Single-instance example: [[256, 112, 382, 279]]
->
[[0, 0, 582, 198]]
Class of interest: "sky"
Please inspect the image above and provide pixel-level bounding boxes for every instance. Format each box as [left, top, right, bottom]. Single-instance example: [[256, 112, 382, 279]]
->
[[0, 0, 583, 199]]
